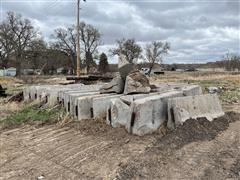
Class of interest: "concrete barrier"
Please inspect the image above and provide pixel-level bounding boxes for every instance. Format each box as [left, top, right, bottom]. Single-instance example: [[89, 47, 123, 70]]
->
[[167, 94, 225, 130], [58, 84, 102, 103], [107, 93, 157, 127], [129, 91, 183, 136], [182, 85, 202, 96], [107, 98, 132, 128], [77, 94, 114, 121], [92, 94, 121, 119], [45, 84, 101, 107], [68, 91, 99, 116], [23, 83, 208, 136]]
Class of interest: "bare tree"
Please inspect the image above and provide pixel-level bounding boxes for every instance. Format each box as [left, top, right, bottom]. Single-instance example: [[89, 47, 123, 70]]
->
[[51, 26, 77, 74], [26, 39, 47, 70], [52, 22, 101, 74], [80, 22, 101, 73], [145, 41, 170, 75], [110, 38, 142, 63], [0, 11, 39, 76], [223, 52, 240, 71], [0, 19, 14, 68]]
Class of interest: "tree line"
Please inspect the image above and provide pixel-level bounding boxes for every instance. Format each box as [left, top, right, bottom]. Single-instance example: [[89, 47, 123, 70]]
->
[[217, 53, 240, 71], [0, 11, 103, 76], [0, 11, 172, 76]]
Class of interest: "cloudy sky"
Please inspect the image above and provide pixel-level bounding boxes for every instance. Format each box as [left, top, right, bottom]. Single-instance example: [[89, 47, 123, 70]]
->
[[1, 0, 239, 64]]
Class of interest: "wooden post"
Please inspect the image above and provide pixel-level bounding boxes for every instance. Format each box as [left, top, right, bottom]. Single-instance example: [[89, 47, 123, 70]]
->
[[76, 0, 81, 77]]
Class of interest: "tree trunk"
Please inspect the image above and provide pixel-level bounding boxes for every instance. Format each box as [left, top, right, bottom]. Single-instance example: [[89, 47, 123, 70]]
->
[[148, 63, 154, 76], [85, 51, 94, 74], [1, 58, 8, 68], [16, 60, 22, 77], [70, 54, 76, 75]]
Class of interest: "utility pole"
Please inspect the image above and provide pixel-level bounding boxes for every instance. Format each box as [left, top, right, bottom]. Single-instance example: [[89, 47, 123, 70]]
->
[[76, 0, 81, 77]]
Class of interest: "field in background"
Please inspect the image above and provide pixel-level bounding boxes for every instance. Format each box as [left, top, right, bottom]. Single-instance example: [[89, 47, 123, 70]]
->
[[151, 71, 240, 112]]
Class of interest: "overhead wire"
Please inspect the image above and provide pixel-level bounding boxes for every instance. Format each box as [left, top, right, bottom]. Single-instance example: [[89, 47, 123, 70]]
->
[[45, 0, 62, 12]]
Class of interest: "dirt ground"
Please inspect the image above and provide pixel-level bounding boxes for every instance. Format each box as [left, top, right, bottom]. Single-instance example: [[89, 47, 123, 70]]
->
[[0, 72, 240, 179], [0, 112, 239, 179]]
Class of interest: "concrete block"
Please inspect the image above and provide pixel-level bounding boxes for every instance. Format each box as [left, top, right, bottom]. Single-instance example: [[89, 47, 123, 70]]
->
[[107, 98, 132, 128], [24, 84, 83, 102], [129, 91, 183, 136], [59, 84, 102, 103], [23, 86, 34, 101], [124, 71, 151, 95], [167, 94, 225, 130], [45, 84, 101, 107], [29, 86, 41, 100], [182, 85, 202, 96], [92, 94, 121, 119], [63, 91, 97, 111], [152, 83, 186, 92], [37, 85, 62, 101], [69, 91, 100, 116], [77, 94, 114, 121], [107, 92, 176, 129], [100, 75, 124, 94]]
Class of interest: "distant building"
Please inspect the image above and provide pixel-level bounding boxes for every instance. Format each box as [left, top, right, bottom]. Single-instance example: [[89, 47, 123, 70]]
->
[[0, 69, 5, 76], [22, 69, 35, 75], [0, 67, 16, 76], [6, 67, 16, 76], [140, 66, 164, 75]]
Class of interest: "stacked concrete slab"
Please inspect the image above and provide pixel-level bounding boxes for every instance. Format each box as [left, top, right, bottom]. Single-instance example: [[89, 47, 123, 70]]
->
[[23, 83, 224, 136], [106, 84, 203, 136], [167, 94, 225, 130]]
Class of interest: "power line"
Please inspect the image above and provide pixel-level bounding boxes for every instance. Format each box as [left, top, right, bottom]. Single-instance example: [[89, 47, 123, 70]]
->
[[45, 0, 61, 12]]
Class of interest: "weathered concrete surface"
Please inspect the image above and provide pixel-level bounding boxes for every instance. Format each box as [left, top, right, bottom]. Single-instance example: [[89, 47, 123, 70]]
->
[[167, 94, 225, 130], [59, 84, 102, 103], [118, 54, 134, 79], [107, 93, 161, 127], [64, 91, 99, 113], [69, 92, 100, 117], [44, 85, 101, 107], [24, 82, 206, 136], [77, 94, 114, 121], [182, 85, 202, 96], [124, 71, 151, 95], [62, 85, 102, 107], [107, 98, 132, 128], [129, 91, 183, 136], [107, 84, 200, 129], [100, 74, 124, 94], [24, 84, 84, 102], [92, 94, 122, 119], [39, 84, 84, 100]]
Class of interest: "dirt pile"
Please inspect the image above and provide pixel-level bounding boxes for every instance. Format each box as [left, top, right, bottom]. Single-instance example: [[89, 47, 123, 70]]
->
[[117, 111, 240, 180], [152, 111, 240, 152]]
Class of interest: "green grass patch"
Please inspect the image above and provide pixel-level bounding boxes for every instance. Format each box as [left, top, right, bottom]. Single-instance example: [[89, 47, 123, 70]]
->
[[0, 103, 63, 129], [219, 87, 240, 104], [183, 79, 240, 104]]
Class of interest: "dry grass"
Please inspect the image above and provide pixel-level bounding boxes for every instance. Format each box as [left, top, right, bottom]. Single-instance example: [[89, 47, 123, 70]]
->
[[0, 101, 22, 120], [151, 71, 240, 109], [150, 71, 240, 85], [0, 76, 18, 85]]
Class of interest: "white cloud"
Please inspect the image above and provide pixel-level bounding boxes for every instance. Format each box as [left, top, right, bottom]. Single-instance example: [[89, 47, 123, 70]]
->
[[1, 0, 239, 64]]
